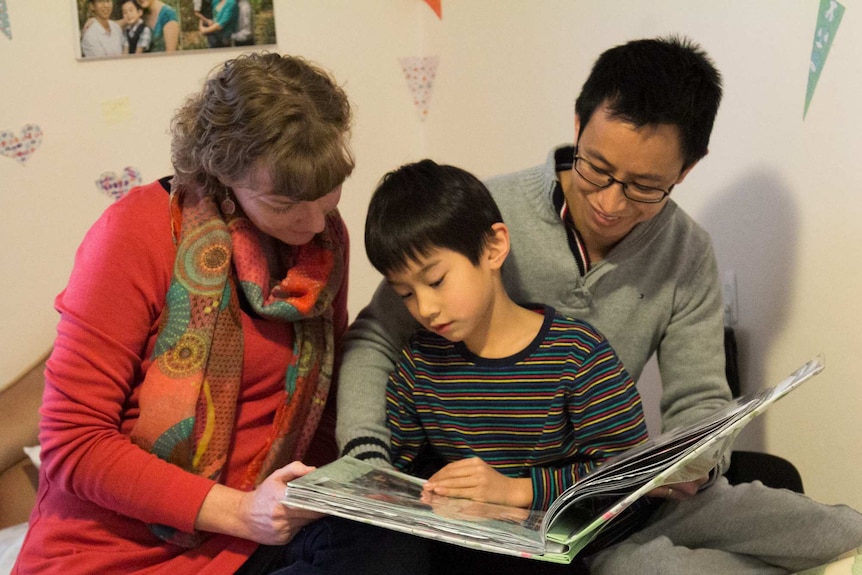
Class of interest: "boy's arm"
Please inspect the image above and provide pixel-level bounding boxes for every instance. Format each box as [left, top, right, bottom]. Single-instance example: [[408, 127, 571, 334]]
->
[[529, 339, 649, 509], [139, 27, 152, 52], [426, 432, 643, 511], [424, 458, 534, 508], [336, 281, 419, 466], [423, 336, 649, 510], [385, 349, 428, 471]]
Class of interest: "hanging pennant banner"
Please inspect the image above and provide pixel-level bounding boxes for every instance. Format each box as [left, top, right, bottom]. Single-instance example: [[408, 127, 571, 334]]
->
[[424, 0, 442, 19], [95, 166, 143, 201], [398, 56, 440, 121], [805, 0, 845, 119], [0, 0, 10, 40], [1, 124, 42, 165]]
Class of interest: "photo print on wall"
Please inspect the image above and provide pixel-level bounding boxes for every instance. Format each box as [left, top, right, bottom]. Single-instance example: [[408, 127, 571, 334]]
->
[[74, 0, 275, 60]]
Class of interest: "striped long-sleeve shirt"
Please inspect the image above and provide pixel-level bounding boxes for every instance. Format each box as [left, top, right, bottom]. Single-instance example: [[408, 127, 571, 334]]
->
[[387, 306, 648, 510]]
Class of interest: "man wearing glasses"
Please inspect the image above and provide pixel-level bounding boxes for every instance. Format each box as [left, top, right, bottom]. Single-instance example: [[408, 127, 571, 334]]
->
[[338, 36, 862, 573]]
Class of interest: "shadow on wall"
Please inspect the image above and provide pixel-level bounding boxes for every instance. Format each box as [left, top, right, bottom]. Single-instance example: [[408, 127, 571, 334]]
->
[[698, 167, 799, 452]]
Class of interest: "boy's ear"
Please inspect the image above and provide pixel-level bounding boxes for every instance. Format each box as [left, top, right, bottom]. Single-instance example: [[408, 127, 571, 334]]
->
[[484, 222, 510, 270]]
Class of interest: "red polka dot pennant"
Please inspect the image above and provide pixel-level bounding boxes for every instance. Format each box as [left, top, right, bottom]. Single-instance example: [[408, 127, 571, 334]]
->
[[398, 56, 439, 121]]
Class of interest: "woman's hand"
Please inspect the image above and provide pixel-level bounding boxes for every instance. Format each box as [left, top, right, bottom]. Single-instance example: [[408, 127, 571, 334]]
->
[[240, 461, 324, 545], [196, 461, 322, 545], [423, 457, 532, 508]]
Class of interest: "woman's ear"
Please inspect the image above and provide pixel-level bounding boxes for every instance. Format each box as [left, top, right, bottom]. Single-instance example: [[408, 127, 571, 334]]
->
[[484, 222, 510, 271]]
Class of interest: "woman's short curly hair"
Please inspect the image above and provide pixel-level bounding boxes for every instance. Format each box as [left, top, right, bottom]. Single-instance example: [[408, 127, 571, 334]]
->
[[171, 52, 354, 200]]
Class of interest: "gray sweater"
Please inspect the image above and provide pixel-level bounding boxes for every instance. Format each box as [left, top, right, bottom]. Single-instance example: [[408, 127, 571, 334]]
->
[[337, 146, 731, 465]]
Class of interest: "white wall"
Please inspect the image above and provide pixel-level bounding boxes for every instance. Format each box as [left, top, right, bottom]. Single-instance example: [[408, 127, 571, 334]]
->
[[2, 0, 860, 509]]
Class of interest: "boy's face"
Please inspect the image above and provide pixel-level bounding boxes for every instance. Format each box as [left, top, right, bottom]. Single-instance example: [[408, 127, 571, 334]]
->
[[386, 247, 497, 347], [122, 2, 142, 24]]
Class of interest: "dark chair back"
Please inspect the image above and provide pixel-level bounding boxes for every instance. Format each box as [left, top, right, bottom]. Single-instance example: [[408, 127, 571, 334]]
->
[[724, 327, 804, 493]]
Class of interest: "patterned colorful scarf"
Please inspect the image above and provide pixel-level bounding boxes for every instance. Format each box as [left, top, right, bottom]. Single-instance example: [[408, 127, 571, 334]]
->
[[130, 186, 343, 547]]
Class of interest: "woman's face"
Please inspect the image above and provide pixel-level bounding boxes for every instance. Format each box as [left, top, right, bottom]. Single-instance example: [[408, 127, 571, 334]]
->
[[228, 170, 343, 246]]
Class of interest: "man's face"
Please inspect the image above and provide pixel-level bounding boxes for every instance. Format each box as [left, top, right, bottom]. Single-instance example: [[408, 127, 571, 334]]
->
[[566, 103, 697, 256], [92, 0, 114, 20]]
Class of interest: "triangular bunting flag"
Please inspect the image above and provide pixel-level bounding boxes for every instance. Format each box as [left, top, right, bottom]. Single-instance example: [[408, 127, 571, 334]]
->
[[805, 0, 845, 119], [424, 0, 442, 19], [398, 56, 440, 121], [0, 0, 11, 40]]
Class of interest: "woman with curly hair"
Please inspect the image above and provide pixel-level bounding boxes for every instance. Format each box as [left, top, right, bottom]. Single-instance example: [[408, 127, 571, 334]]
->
[[12, 52, 427, 575]]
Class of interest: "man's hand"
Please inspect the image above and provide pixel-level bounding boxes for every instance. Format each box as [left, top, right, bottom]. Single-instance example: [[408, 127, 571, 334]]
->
[[647, 474, 710, 501], [423, 457, 532, 508]]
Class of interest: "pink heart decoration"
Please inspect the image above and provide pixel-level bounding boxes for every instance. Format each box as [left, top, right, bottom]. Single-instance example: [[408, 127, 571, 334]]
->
[[0, 124, 43, 165], [95, 166, 142, 201]]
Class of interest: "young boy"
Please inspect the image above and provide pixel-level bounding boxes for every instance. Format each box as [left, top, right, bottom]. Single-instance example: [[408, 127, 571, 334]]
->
[[120, 0, 151, 54], [364, 159, 650, 523]]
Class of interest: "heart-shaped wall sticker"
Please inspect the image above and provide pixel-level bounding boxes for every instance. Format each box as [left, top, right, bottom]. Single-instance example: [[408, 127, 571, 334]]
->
[[0, 124, 43, 165], [95, 166, 142, 201]]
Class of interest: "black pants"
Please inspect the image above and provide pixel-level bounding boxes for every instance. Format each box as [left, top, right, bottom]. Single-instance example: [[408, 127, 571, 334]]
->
[[235, 516, 430, 575], [427, 541, 589, 575]]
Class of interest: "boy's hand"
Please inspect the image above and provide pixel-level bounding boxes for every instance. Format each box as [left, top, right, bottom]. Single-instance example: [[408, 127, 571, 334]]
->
[[423, 457, 532, 508]]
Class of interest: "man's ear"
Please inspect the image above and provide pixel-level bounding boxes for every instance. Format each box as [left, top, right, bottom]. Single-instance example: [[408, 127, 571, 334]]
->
[[485, 222, 510, 271], [675, 151, 705, 186], [574, 114, 581, 145]]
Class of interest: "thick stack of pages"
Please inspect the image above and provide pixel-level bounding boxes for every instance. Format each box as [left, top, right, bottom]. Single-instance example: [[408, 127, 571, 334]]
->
[[284, 356, 824, 564]]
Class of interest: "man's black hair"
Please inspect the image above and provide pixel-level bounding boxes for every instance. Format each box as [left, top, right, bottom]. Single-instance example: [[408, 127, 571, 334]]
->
[[575, 35, 723, 168]]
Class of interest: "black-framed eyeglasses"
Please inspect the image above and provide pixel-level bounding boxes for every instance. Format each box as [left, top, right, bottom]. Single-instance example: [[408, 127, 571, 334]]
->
[[572, 149, 672, 204]]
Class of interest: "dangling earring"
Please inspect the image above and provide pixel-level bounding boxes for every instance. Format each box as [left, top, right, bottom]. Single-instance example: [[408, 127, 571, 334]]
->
[[221, 189, 236, 215]]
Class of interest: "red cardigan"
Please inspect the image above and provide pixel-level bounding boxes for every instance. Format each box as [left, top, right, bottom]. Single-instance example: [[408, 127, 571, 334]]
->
[[14, 181, 348, 574]]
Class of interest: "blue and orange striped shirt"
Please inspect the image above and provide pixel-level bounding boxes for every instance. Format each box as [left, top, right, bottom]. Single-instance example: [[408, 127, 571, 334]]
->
[[386, 306, 648, 510]]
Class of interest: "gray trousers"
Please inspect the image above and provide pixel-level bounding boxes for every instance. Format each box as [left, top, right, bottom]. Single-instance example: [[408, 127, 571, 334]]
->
[[588, 478, 862, 575]]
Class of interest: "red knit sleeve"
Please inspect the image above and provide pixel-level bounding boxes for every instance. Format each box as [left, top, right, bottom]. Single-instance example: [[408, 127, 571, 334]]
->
[[39, 182, 216, 533]]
